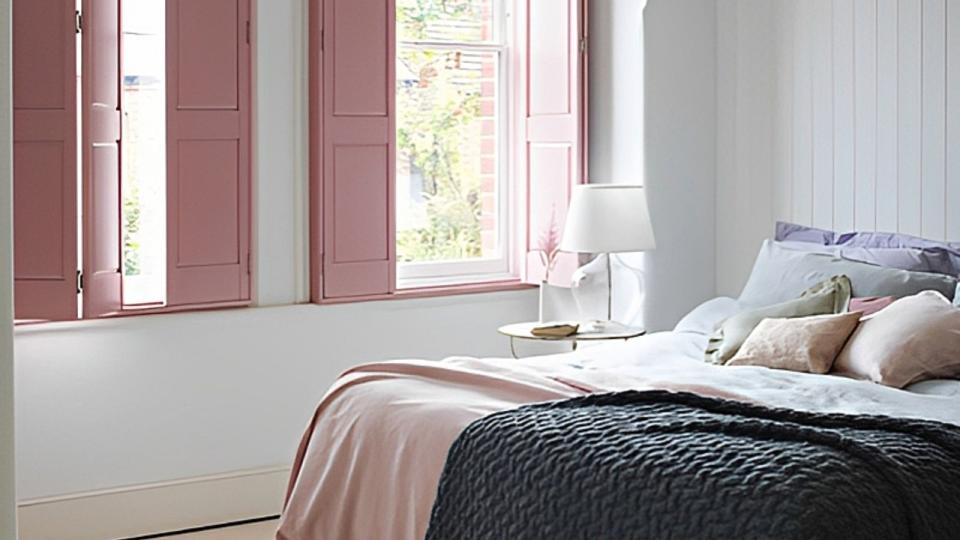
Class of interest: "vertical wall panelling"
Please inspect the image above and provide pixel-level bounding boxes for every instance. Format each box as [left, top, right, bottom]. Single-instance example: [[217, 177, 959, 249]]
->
[[12, 0, 78, 320], [167, 0, 252, 306], [81, 0, 123, 318], [948, 0, 960, 239], [921, 0, 946, 239], [773, 0, 794, 222], [876, 0, 900, 231], [811, 0, 834, 229], [792, 0, 813, 225], [832, 0, 855, 231], [854, 0, 878, 230], [898, 0, 922, 235], [719, 0, 960, 294]]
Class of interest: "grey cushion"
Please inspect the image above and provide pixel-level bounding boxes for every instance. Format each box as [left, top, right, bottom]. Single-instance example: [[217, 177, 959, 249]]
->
[[739, 240, 958, 307], [706, 275, 852, 365]]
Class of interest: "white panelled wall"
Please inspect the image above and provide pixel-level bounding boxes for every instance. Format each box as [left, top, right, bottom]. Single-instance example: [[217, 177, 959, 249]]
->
[[717, 0, 960, 296]]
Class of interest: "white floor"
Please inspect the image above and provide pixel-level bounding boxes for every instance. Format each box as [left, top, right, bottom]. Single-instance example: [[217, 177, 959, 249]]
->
[[156, 519, 278, 539]]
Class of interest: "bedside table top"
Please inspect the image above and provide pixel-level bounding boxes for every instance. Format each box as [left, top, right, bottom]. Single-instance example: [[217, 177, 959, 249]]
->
[[498, 321, 647, 342]]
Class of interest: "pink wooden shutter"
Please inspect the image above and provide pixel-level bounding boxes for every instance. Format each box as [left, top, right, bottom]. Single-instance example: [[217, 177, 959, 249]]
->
[[521, 0, 587, 286], [12, 0, 79, 321], [320, 0, 396, 299], [166, 0, 251, 307], [81, 0, 123, 318]]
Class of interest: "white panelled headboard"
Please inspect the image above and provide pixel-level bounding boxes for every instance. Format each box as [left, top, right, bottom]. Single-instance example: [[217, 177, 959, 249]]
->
[[716, 0, 959, 296]]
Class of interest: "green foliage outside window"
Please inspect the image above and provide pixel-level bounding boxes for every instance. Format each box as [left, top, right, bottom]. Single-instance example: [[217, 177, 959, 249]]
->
[[396, 0, 491, 263], [123, 183, 141, 276]]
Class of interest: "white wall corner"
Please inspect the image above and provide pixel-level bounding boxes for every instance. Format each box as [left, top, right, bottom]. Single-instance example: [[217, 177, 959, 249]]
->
[[253, 0, 311, 307], [641, 0, 718, 330], [0, 0, 16, 535]]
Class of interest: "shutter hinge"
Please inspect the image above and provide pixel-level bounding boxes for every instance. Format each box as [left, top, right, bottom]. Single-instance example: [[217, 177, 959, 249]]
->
[[76, 271, 84, 294], [246, 253, 251, 274], [75, 10, 82, 34], [579, 37, 587, 53], [320, 29, 324, 51], [246, 20, 251, 44]]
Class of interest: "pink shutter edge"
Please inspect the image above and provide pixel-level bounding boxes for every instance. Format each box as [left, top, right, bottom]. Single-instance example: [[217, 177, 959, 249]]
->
[[165, 0, 252, 307], [309, 0, 323, 302], [81, 0, 123, 318], [12, 0, 79, 321], [519, 0, 588, 287]]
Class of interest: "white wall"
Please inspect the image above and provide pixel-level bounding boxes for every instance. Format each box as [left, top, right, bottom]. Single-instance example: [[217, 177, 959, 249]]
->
[[715, 1, 787, 296], [13, 0, 719, 503], [252, 0, 309, 306], [0, 0, 16, 533], [15, 293, 536, 500], [642, 0, 717, 329], [716, 0, 960, 295], [590, 0, 718, 331]]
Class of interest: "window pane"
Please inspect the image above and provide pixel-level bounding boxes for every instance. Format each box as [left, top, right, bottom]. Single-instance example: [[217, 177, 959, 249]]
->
[[397, 0, 496, 43], [121, 0, 166, 305], [396, 47, 500, 264]]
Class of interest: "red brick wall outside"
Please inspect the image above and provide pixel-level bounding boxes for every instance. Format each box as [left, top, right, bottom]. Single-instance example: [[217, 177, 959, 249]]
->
[[478, 1, 498, 257]]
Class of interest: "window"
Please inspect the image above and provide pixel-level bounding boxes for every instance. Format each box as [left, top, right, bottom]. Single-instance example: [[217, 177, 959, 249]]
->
[[12, 0, 252, 322], [311, 0, 587, 302], [395, 0, 511, 288], [121, 0, 167, 307]]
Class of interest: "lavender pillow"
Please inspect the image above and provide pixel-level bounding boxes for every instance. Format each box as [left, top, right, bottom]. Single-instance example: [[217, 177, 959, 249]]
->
[[779, 240, 959, 276], [775, 222, 835, 245], [775, 222, 960, 276]]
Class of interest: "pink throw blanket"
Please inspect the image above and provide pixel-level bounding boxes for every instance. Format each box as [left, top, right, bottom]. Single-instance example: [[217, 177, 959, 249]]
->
[[275, 355, 748, 540]]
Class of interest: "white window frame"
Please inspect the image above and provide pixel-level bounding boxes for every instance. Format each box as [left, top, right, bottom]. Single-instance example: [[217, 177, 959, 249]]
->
[[396, 0, 515, 290]]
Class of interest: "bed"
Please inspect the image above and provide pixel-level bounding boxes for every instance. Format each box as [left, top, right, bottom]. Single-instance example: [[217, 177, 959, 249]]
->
[[276, 231, 960, 539]]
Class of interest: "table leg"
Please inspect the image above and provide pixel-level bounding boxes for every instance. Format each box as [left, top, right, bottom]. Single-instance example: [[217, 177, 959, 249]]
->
[[572, 340, 578, 352], [510, 337, 519, 359]]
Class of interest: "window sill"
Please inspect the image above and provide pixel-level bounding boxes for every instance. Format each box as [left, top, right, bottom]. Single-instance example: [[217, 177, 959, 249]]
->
[[316, 279, 536, 306], [14, 300, 252, 327]]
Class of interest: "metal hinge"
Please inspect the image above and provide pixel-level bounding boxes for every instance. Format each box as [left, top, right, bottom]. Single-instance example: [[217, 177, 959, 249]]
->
[[320, 30, 324, 51], [246, 253, 251, 274], [76, 271, 83, 294], [246, 21, 251, 44], [75, 10, 82, 34], [579, 37, 587, 53]]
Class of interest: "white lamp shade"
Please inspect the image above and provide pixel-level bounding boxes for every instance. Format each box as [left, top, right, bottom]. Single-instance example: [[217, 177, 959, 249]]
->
[[559, 184, 656, 254]]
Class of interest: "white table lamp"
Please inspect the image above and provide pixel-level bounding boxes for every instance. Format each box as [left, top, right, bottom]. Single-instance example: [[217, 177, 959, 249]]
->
[[559, 184, 656, 324]]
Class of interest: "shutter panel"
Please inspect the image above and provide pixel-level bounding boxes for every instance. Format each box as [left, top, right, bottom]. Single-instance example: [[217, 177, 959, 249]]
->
[[166, 0, 251, 306], [81, 0, 123, 318], [521, 0, 587, 286], [12, 0, 78, 321], [321, 0, 396, 299]]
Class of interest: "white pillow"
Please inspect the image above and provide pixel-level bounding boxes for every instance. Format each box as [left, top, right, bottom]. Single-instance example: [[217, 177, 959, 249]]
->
[[739, 240, 957, 307], [674, 297, 742, 336]]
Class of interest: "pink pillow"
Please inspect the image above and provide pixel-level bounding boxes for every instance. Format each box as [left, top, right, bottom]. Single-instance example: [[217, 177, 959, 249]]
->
[[834, 291, 960, 388], [848, 296, 895, 318], [727, 312, 863, 374]]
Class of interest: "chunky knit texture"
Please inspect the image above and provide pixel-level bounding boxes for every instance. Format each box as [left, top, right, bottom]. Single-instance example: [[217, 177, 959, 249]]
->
[[426, 390, 960, 540]]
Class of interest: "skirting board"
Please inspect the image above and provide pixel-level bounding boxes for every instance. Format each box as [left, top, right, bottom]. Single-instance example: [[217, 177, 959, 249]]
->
[[17, 466, 290, 540]]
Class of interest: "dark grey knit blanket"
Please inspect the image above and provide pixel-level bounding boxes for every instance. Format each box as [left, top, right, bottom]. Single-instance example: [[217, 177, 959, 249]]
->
[[426, 390, 960, 540]]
